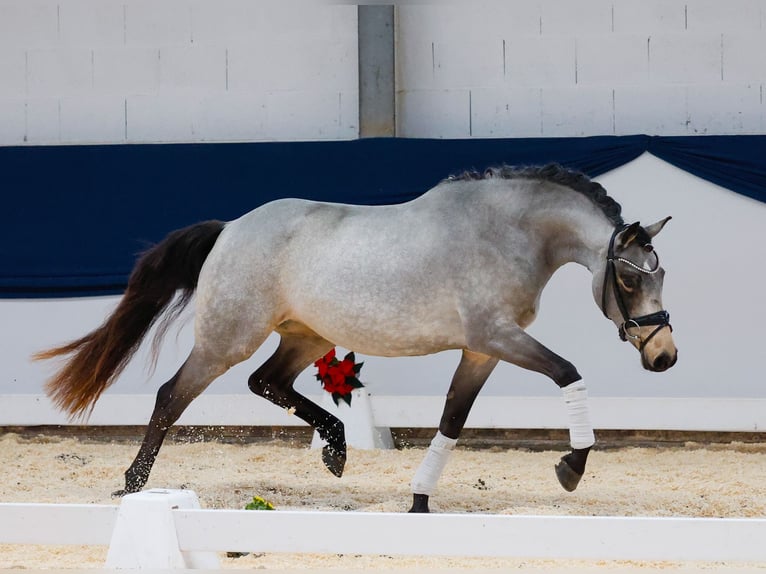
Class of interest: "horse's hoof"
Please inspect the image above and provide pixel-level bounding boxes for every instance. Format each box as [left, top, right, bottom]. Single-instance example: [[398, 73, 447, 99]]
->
[[555, 458, 583, 492], [322, 445, 346, 477], [408, 493, 430, 513]]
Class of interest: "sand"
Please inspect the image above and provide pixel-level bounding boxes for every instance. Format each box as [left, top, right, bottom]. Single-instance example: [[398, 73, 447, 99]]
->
[[1, 431, 765, 570]]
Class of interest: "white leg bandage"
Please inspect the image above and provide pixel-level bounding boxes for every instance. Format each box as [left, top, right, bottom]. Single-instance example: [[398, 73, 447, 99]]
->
[[411, 431, 457, 496], [562, 381, 595, 449]]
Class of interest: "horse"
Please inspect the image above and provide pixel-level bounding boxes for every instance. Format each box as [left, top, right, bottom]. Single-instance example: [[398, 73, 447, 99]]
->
[[35, 164, 677, 513]]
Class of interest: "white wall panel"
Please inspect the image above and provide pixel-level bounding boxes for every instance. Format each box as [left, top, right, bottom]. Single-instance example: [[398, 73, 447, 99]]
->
[[158, 46, 227, 93], [24, 97, 60, 143], [613, 85, 688, 135], [503, 36, 576, 87], [194, 94, 266, 142], [0, 99, 25, 145], [685, 0, 763, 32], [611, 0, 687, 33], [26, 48, 93, 98], [264, 89, 358, 141], [397, 89, 470, 138], [124, 0, 192, 47], [59, 95, 125, 143], [0, 2, 58, 49], [433, 40, 505, 89], [58, 0, 126, 47], [723, 34, 766, 83], [686, 84, 763, 135], [541, 86, 614, 136], [126, 94, 197, 142], [470, 87, 542, 138], [576, 35, 648, 85], [0, 49, 25, 97], [93, 48, 160, 96], [539, 0, 612, 35], [648, 33, 722, 85]]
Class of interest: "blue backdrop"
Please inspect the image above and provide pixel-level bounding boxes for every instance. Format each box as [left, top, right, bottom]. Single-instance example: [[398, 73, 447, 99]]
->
[[3, 134, 764, 297]]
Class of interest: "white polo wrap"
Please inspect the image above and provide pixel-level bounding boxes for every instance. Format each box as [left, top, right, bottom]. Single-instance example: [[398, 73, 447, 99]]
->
[[562, 380, 595, 449], [410, 431, 457, 496]]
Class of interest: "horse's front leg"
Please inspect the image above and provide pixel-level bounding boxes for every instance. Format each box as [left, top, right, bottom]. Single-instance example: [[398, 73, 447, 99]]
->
[[409, 350, 498, 513], [467, 324, 595, 494]]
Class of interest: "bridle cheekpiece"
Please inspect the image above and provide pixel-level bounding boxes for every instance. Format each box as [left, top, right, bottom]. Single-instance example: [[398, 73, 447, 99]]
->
[[601, 225, 672, 350]]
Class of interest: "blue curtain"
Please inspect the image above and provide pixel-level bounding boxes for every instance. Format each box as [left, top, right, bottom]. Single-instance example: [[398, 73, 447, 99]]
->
[[2, 135, 764, 297]]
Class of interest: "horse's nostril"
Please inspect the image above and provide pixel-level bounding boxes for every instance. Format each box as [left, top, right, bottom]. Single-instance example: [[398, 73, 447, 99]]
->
[[652, 352, 676, 372]]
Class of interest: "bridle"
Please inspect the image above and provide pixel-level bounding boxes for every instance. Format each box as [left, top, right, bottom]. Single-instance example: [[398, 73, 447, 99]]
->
[[601, 225, 672, 350]]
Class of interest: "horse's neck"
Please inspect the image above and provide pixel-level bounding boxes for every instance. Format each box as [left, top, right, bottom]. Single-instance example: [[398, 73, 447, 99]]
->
[[504, 193, 614, 274], [546, 211, 613, 272]]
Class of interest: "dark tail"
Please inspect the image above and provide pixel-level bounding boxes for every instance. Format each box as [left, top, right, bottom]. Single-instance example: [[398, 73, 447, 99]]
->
[[33, 220, 225, 418]]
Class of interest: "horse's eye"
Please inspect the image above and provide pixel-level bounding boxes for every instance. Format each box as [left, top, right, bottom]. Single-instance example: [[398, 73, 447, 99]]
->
[[620, 274, 641, 291]]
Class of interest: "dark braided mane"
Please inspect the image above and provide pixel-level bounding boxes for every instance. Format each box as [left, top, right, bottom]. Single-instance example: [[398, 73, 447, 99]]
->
[[445, 163, 624, 227]]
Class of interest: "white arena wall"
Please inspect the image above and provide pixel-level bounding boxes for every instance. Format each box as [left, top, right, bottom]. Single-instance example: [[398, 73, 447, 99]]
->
[[1, 1, 765, 428]]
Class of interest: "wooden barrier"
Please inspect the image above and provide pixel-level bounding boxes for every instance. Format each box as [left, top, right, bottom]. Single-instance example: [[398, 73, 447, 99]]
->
[[2, 489, 766, 568]]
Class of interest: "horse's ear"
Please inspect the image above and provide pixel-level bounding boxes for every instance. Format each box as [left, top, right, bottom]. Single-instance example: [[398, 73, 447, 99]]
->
[[644, 216, 672, 239], [617, 221, 642, 249]]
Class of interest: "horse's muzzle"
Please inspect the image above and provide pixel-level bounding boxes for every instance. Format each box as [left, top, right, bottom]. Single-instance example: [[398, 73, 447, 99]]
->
[[642, 349, 678, 372]]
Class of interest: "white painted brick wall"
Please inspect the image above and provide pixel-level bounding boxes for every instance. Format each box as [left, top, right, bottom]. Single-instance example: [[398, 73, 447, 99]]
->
[[59, 95, 125, 143], [0, 99, 25, 145], [470, 87, 543, 137], [25, 98, 60, 143], [2, 1, 765, 144], [686, 0, 763, 32], [397, 89, 471, 138], [539, 0, 613, 35], [648, 33, 722, 84], [395, 2, 766, 138], [576, 35, 649, 85], [613, 85, 689, 135], [541, 86, 615, 136], [58, 0, 126, 47], [0, 49, 25, 98], [504, 36, 577, 87], [93, 48, 160, 96], [723, 34, 766, 82], [611, 0, 687, 33], [686, 84, 763, 134], [0, 0, 357, 145]]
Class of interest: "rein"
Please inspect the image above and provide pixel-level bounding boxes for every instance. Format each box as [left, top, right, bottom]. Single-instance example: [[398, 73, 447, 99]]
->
[[601, 225, 672, 350]]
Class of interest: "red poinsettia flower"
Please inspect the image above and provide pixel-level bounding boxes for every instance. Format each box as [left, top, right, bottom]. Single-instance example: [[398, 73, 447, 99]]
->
[[314, 348, 364, 406]]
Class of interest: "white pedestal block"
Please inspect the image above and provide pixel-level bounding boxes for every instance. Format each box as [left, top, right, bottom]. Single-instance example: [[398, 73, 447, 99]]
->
[[105, 489, 220, 569], [311, 388, 394, 450]]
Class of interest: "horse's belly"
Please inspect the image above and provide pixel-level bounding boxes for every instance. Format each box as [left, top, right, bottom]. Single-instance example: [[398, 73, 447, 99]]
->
[[294, 301, 466, 358]]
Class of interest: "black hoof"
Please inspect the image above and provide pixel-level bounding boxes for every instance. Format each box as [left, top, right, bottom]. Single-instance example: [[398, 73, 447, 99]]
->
[[555, 457, 583, 492], [408, 493, 430, 513], [322, 444, 346, 477]]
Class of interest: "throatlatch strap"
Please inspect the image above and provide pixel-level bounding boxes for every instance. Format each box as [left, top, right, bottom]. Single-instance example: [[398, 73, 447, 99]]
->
[[411, 431, 457, 496]]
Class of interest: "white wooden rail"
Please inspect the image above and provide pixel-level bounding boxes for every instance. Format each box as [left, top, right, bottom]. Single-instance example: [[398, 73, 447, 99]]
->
[[2, 489, 766, 568]]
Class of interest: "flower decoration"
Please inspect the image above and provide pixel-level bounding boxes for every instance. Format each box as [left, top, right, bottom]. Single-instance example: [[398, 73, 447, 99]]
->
[[244, 495, 275, 511], [314, 348, 364, 407]]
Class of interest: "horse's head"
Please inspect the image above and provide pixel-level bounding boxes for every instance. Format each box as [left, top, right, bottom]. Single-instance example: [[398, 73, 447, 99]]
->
[[595, 217, 678, 372]]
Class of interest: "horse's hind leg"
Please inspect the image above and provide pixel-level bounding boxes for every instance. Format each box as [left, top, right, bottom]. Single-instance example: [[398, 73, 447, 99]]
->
[[113, 349, 228, 496], [247, 322, 346, 477], [409, 350, 498, 513]]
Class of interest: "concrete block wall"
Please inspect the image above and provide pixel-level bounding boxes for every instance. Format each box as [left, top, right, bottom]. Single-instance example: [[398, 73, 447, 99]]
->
[[396, 0, 766, 138], [0, 0, 358, 145], [2, 1, 764, 145]]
